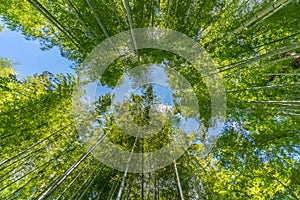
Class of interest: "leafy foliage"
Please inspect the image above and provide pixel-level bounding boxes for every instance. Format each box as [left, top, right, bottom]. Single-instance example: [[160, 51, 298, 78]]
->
[[0, 0, 300, 199]]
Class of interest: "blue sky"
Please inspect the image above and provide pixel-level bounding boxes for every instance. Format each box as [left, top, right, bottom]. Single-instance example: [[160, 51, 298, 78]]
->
[[0, 26, 74, 79]]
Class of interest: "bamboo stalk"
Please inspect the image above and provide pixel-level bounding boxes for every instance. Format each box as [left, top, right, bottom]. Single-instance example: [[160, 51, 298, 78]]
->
[[226, 83, 300, 93], [111, 0, 124, 31], [71, 163, 102, 199], [116, 135, 139, 200], [27, 0, 82, 50], [63, 0, 98, 40], [38, 134, 107, 200], [224, 54, 299, 77], [220, 42, 300, 73], [208, 0, 291, 50], [0, 124, 72, 168], [165, 0, 172, 28], [77, 165, 105, 200], [55, 163, 89, 199]]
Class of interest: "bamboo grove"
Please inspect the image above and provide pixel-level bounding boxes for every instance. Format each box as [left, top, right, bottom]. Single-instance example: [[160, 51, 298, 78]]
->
[[0, 0, 299, 199]]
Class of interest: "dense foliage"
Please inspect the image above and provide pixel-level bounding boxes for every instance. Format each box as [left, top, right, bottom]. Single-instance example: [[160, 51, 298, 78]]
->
[[0, 0, 299, 199]]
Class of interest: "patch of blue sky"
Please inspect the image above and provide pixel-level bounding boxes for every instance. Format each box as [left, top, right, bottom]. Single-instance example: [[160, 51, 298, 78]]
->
[[0, 25, 74, 79]]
